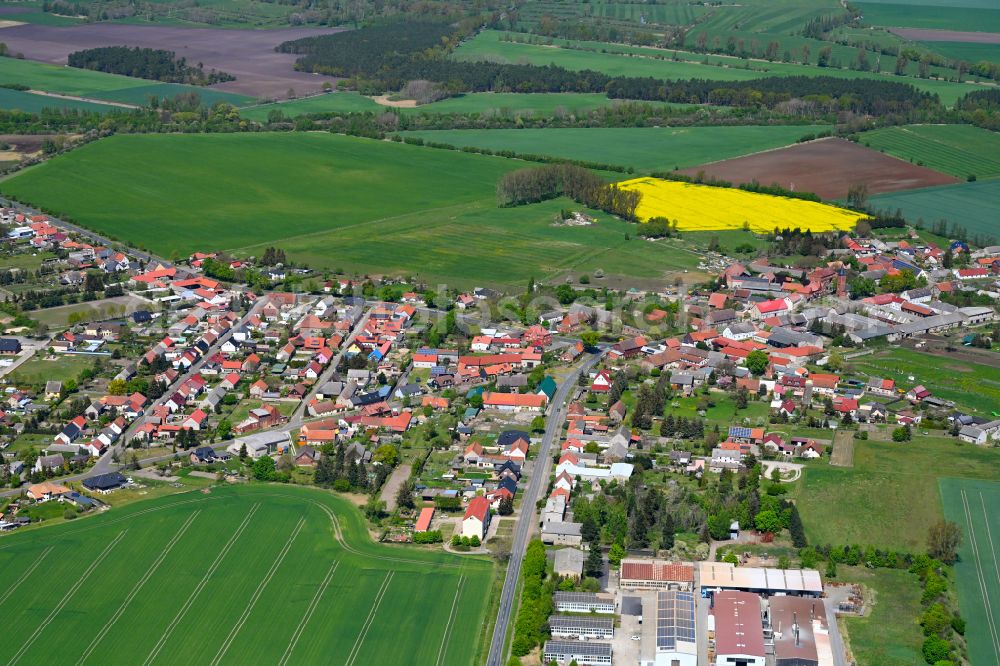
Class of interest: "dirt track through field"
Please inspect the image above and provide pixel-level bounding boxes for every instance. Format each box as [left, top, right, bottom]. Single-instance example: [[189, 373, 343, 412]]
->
[[678, 137, 958, 200], [0, 23, 344, 99]]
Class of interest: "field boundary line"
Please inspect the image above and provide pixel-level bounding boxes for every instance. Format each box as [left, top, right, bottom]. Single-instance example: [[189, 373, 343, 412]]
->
[[209, 516, 307, 666], [277, 560, 340, 666], [961, 489, 1000, 658], [979, 492, 1000, 586], [142, 503, 260, 666], [343, 571, 394, 666], [0, 545, 53, 606], [436, 574, 466, 666], [76, 511, 201, 666], [7, 530, 127, 666]]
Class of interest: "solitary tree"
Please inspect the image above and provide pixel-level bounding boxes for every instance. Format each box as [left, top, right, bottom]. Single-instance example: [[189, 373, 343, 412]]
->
[[927, 520, 962, 564]]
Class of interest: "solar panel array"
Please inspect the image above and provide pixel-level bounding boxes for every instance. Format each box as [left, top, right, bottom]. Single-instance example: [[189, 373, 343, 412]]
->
[[728, 426, 752, 438], [543, 641, 613, 657], [657, 591, 696, 651]]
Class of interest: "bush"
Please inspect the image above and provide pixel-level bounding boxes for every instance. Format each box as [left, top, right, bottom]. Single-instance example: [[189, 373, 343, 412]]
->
[[413, 529, 443, 544], [921, 636, 951, 664], [64, 508, 78, 520]]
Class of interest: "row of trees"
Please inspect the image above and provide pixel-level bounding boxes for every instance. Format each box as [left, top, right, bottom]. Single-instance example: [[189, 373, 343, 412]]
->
[[496, 164, 640, 220]]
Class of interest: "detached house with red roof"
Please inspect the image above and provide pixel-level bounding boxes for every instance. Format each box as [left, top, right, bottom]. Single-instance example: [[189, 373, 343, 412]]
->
[[462, 496, 491, 541]]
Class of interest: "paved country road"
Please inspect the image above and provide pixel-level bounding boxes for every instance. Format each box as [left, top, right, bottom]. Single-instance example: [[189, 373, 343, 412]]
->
[[485, 350, 603, 666]]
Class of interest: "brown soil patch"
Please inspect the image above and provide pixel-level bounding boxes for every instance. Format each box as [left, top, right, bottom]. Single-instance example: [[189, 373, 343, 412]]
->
[[0, 23, 345, 99], [678, 137, 958, 200], [889, 28, 1000, 44], [372, 95, 418, 108]]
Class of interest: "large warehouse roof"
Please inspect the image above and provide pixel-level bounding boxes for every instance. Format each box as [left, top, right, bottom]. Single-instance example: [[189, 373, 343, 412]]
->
[[713, 591, 765, 658], [698, 562, 823, 594]]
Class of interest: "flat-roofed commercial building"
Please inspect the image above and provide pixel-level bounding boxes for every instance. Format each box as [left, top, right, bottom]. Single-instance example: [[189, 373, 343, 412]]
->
[[549, 615, 614, 639], [621, 558, 696, 591], [698, 562, 823, 597], [543, 640, 612, 665], [713, 591, 766, 666], [770, 596, 834, 666], [553, 591, 616, 614]]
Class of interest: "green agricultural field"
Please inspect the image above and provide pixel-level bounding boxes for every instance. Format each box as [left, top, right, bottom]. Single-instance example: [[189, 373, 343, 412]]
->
[[240, 91, 680, 121], [838, 566, 925, 666], [0, 133, 702, 286], [851, 348, 1000, 414], [856, 1, 1000, 33], [400, 125, 827, 172], [792, 435, 998, 552], [868, 179, 1000, 241], [0, 484, 494, 665], [0, 88, 117, 114], [860, 124, 1000, 179], [939, 478, 1000, 666], [0, 57, 251, 107], [455, 31, 984, 106], [922, 41, 1000, 67]]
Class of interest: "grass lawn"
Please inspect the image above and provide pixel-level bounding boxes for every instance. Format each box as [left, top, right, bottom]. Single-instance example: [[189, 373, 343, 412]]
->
[[0, 251, 57, 272], [29, 294, 149, 329], [939, 477, 1000, 666], [0, 484, 494, 665], [838, 565, 925, 666], [662, 392, 771, 430], [0, 133, 702, 286], [0, 57, 251, 106], [240, 91, 681, 121], [791, 436, 999, 551], [6, 354, 96, 385], [399, 125, 828, 172], [850, 347, 1000, 414], [859, 124, 1000, 180], [455, 30, 984, 106]]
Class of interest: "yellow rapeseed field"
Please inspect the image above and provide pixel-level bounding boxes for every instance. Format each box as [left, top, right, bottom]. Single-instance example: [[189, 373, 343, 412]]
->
[[618, 177, 865, 232]]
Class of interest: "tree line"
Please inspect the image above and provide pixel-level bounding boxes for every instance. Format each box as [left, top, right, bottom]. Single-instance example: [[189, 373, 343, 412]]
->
[[495, 163, 641, 221], [67, 46, 234, 85]]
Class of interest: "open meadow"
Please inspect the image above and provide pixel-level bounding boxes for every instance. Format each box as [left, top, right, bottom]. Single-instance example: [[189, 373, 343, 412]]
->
[[0, 484, 494, 666], [0, 133, 704, 286], [791, 436, 999, 552], [838, 566, 925, 666], [399, 125, 827, 172], [0, 87, 117, 114], [939, 477, 1000, 666], [859, 124, 1000, 180], [869, 180, 1000, 241], [618, 177, 865, 232]]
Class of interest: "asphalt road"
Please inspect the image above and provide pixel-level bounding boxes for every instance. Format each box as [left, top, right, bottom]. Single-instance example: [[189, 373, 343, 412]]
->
[[288, 304, 371, 427], [485, 350, 602, 666]]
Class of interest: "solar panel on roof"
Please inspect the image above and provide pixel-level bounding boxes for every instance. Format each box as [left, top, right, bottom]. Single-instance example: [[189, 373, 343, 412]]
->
[[729, 426, 751, 438], [656, 591, 696, 650]]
